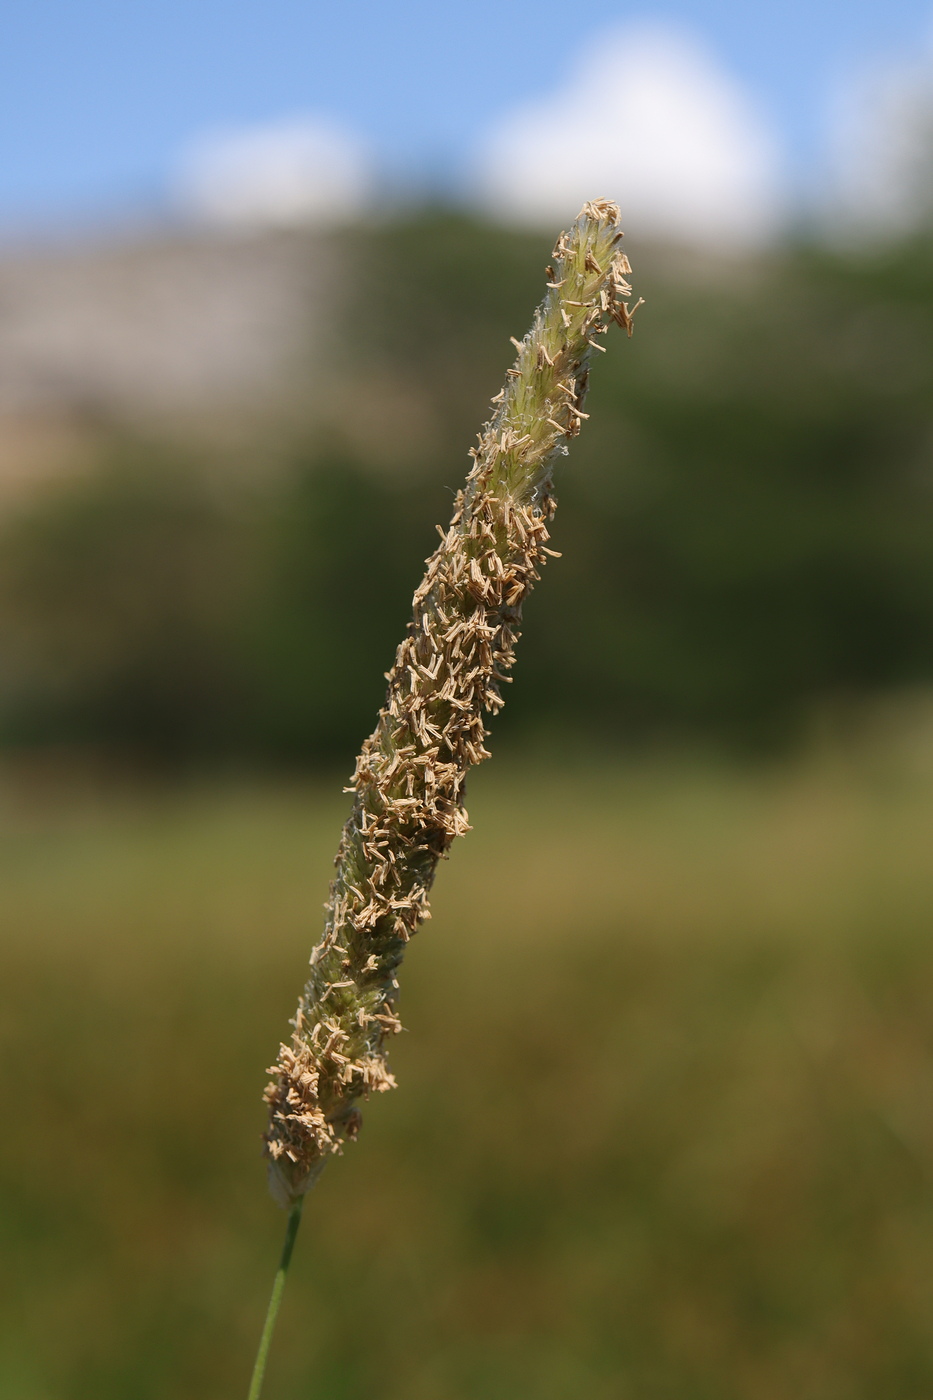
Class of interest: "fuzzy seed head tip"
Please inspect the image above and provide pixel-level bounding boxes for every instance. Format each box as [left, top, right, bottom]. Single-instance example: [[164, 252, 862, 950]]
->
[[578, 198, 622, 227]]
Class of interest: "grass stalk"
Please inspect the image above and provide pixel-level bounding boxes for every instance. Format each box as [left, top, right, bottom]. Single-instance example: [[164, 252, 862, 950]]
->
[[252, 196, 639, 1387], [246, 1198, 304, 1400]]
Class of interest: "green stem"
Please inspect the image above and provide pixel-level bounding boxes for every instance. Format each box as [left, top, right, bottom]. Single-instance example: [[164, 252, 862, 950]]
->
[[246, 1199, 304, 1400]]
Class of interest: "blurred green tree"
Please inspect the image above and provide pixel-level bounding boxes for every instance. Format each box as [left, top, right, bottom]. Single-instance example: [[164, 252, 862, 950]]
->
[[3, 216, 933, 765]]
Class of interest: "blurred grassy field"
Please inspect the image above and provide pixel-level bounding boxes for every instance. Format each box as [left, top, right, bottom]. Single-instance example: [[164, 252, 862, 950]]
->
[[3, 738, 933, 1399]]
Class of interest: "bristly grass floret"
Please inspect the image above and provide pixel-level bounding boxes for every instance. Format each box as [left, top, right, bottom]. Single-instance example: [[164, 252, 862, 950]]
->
[[262, 199, 641, 1209]]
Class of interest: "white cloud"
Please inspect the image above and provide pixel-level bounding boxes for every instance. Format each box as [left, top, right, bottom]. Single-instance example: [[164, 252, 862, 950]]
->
[[469, 23, 784, 248], [174, 116, 372, 229], [821, 46, 933, 241]]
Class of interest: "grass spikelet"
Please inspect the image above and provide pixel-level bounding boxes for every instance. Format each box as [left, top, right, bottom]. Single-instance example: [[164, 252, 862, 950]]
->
[[262, 198, 640, 1208]]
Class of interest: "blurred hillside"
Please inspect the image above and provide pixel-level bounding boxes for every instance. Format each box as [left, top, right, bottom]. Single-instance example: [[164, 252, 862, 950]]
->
[[0, 227, 341, 488], [1, 212, 933, 765]]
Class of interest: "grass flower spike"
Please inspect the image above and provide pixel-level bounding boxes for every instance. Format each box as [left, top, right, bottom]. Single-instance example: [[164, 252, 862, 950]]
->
[[263, 199, 640, 1209]]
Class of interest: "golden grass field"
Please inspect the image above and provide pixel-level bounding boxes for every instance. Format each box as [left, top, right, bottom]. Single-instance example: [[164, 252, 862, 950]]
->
[[3, 732, 933, 1398]]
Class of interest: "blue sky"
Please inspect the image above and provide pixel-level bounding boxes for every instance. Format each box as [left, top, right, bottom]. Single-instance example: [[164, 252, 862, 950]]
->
[[1, 0, 932, 225]]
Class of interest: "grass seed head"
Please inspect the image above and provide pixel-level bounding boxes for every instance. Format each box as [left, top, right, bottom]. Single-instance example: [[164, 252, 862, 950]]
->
[[263, 199, 638, 1207]]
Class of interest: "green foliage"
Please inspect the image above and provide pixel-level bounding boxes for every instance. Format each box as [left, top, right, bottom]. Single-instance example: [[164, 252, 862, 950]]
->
[[0, 440, 254, 757], [3, 215, 933, 763], [243, 452, 452, 761]]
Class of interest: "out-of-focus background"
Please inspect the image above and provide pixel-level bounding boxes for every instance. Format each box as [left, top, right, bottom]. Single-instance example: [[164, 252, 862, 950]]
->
[[5, 2, 933, 1396]]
